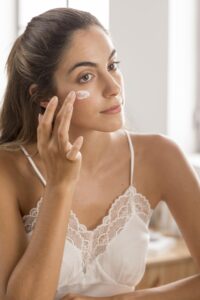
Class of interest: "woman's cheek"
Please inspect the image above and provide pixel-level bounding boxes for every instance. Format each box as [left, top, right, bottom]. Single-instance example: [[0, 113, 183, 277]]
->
[[71, 95, 93, 125], [73, 90, 92, 112], [73, 90, 93, 108]]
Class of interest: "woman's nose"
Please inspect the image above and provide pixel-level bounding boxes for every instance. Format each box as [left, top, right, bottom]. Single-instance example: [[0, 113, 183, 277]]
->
[[102, 73, 121, 98]]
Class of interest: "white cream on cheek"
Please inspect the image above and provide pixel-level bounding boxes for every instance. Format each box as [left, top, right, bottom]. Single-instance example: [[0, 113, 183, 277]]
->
[[76, 90, 90, 100]]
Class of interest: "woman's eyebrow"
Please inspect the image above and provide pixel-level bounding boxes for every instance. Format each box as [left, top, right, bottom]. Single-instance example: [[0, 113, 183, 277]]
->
[[67, 49, 116, 75]]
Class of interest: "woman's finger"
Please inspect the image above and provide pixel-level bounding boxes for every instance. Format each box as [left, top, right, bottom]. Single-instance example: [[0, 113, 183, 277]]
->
[[52, 91, 76, 142], [56, 102, 74, 152], [37, 96, 58, 147], [66, 136, 83, 161]]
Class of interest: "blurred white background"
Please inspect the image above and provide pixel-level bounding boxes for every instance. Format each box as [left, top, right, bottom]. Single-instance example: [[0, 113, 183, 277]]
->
[[1, 0, 200, 234]]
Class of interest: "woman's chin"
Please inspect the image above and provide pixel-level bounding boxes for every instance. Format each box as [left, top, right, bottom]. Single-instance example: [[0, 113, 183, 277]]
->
[[99, 119, 125, 132]]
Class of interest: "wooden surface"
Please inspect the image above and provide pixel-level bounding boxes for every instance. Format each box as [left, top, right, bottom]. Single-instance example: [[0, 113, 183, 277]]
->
[[137, 237, 199, 289]]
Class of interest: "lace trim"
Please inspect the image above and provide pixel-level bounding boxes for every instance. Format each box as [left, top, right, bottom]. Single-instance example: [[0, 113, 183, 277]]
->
[[67, 186, 152, 272], [22, 186, 152, 271], [22, 197, 43, 233]]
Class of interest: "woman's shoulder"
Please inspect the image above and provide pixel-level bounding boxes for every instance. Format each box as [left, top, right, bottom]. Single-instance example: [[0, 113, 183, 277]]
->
[[127, 131, 191, 203], [127, 130, 187, 179], [129, 130, 168, 145], [0, 147, 23, 169], [0, 148, 24, 194], [128, 131, 181, 160], [0, 148, 18, 170]]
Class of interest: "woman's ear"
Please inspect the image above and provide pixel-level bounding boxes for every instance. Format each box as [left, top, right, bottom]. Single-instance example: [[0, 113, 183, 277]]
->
[[29, 83, 38, 96]]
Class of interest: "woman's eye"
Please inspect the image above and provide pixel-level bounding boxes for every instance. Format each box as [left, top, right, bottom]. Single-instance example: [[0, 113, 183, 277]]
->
[[108, 61, 120, 71], [79, 73, 93, 83]]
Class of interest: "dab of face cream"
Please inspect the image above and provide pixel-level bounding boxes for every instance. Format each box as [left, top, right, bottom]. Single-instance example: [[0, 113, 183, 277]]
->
[[76, 90, 90, 100]]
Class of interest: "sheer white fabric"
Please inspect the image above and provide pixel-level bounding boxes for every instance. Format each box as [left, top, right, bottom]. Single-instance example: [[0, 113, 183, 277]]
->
[[21, 130, 153, 300]]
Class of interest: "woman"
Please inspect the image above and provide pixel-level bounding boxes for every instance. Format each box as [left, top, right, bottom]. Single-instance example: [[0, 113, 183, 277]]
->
[[0, 7, 199, 300]]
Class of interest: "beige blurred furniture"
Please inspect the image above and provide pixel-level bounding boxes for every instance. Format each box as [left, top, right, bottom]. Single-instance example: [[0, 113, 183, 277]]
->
[[137, 237, 199, 289]]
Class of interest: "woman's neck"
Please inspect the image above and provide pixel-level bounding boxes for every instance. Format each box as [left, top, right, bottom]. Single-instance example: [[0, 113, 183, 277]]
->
[[25, 129, 122, 176], [70, 130, 113, 174]]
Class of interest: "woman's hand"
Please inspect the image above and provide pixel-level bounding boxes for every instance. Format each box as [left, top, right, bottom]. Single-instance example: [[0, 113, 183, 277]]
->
[[60, 294, 91, 300], [37, 91, 83, 186]]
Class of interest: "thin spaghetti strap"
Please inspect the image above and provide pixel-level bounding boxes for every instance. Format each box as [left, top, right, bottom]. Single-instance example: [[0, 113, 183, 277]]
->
[[20, 145, 47, 187], [124, 129, 134, 185]]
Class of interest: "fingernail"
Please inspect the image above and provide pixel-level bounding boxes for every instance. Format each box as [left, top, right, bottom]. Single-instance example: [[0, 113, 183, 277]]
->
[[76, 90, 90, 100], [68, 91, 76, 98], [51, 96, 58, 103], [66, 150, 72, 159], [47, 96, 57, 106], [38, 113, 42, 122]]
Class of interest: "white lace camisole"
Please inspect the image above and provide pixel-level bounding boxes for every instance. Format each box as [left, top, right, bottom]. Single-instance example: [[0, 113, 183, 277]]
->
[[20, 130, 153, 300]]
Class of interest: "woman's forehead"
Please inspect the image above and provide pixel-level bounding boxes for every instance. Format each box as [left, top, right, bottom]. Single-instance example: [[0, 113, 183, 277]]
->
[[62, 26, 115, 63]]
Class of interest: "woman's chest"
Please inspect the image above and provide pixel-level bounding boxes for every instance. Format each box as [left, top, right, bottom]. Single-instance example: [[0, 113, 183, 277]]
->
[[18, 153, 129, 218], [70, 160, 131, 231]]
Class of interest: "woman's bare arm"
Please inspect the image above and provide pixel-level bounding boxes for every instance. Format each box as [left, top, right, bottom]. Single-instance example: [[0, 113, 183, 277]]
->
[[117, 134, 200, 299], [0, 92, 84, 300], [0, 167, 75, 300]]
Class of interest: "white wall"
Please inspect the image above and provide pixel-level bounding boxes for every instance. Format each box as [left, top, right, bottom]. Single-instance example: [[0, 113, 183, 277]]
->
[[168, 0, 198, 153], [110, 0, 199, 154], [0, 0, 18, 103], [109, 0, 168, 134]]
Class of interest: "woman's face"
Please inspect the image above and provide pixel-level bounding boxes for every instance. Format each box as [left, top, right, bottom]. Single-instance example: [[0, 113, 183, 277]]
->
[[53, 25, 125, 132]]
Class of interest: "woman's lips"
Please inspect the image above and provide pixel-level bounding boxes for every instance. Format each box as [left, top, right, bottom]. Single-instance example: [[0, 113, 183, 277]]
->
[[101, 105, 121, 114]]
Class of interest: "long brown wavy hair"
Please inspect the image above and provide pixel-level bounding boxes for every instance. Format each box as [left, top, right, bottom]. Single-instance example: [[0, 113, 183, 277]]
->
[[0, 8, 107, 151]]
